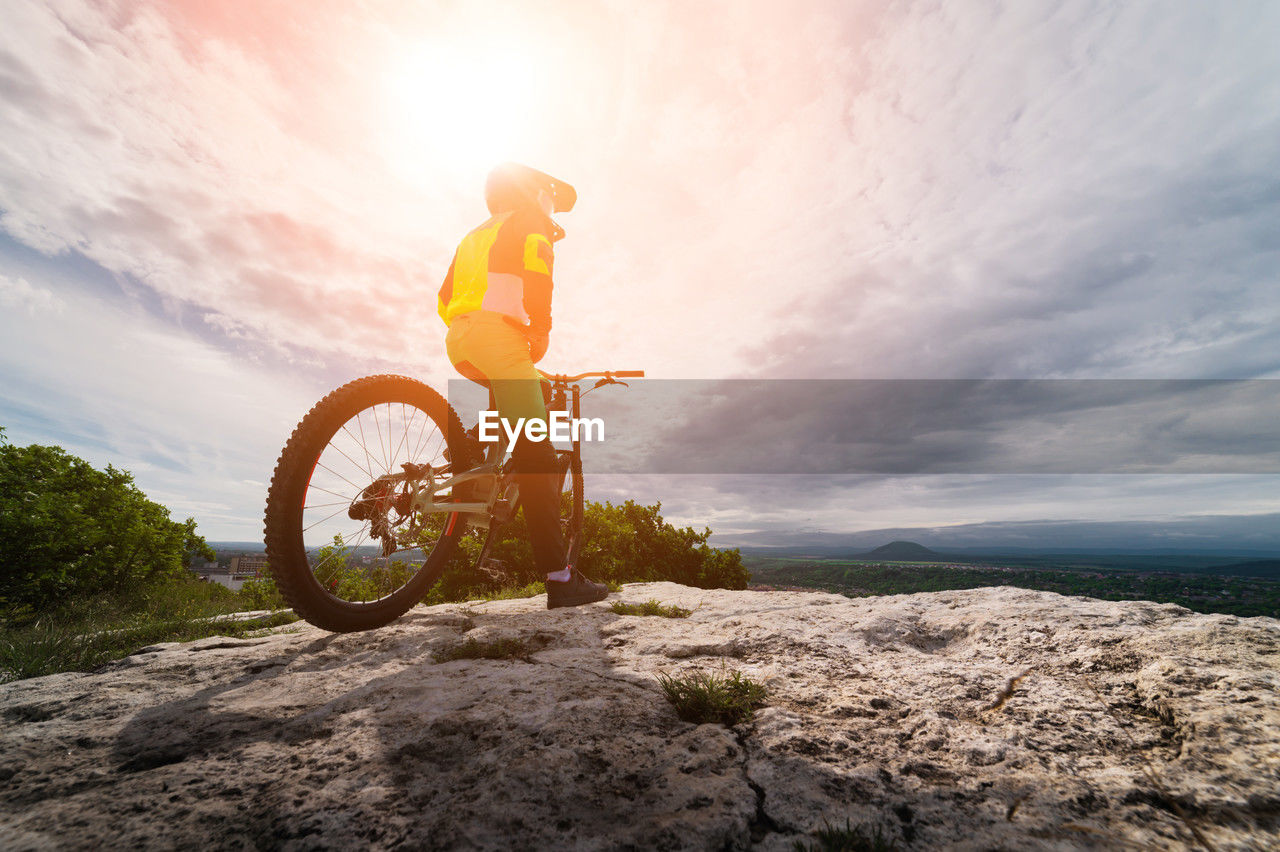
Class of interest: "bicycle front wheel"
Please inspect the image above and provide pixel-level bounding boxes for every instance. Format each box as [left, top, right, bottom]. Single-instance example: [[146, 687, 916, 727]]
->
[[558, 447, 585, 568], [263, 374, 468, 632]]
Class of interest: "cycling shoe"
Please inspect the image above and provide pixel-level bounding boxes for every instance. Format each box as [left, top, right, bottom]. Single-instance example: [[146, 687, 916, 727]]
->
[[546, 569, 609, 609]]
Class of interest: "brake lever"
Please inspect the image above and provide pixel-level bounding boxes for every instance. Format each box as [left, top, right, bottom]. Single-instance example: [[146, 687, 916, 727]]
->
[[592, 377, 628, 389]]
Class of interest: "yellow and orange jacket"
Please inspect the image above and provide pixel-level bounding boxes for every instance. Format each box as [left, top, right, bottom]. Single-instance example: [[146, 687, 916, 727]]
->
[[437, 208, 559, 337]]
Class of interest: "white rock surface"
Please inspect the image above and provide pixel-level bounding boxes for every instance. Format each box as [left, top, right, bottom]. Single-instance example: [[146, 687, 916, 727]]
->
[[1, 583, 1277, 850]]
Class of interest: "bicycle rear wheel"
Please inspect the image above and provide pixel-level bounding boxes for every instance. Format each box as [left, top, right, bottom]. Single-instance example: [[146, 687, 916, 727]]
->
[[263, 374, 468, 632]]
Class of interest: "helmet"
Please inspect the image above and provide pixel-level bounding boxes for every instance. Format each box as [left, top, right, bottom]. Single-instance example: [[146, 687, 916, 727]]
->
[[484, 163, 577, 216]]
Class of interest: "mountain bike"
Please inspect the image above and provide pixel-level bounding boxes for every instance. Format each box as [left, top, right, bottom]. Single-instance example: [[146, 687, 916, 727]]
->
[[262, 369, 643, 632]]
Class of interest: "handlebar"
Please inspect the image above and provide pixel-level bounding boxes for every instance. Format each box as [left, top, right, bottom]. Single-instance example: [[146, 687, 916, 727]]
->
[[539, 369, 645, 384]]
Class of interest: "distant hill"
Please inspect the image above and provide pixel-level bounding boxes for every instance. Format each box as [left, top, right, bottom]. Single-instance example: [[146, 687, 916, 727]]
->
[[859, 541, 942, 561], [738, 543, 1280, 578], [1211, 559, 1280, 580]]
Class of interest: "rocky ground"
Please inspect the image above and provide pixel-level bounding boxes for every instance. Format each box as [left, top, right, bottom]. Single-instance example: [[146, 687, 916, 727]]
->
[[1, 583, 1277, 850]]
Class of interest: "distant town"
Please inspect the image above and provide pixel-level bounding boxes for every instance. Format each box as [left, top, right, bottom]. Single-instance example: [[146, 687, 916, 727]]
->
[[192, 542, 424, 591], [189, 546, 268, 592]]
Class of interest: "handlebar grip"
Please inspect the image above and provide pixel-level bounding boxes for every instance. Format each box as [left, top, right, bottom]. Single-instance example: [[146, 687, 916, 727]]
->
[[613, 371, 645, 378]]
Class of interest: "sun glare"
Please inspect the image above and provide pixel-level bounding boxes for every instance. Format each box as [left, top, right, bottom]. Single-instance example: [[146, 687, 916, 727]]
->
[[380, 38, 543, 187]]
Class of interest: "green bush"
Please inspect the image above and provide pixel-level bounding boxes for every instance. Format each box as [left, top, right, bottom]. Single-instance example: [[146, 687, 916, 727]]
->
[[423, 498, 748, 603], [308, 535, 414, 602], [577, 500, 748, 589], [0, 429, 214, 611], [239, 574, 288, 611]]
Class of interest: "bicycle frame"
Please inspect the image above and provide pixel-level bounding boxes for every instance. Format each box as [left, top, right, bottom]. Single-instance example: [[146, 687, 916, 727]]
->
[[385, 369, 642, 544], [264, 368, 644, 630]]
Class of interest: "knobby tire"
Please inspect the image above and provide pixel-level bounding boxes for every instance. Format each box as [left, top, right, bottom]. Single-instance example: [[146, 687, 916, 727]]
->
[[263, 374, 466, 632]]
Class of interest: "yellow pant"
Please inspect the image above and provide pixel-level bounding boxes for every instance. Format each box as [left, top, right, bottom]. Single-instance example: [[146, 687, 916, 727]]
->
[[445, 311, 547, 425], [445, 311, 564, 573]]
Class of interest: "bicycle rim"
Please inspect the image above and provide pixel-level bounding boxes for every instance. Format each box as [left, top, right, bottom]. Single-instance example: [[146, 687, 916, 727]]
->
[[265, 375, 467, 631]]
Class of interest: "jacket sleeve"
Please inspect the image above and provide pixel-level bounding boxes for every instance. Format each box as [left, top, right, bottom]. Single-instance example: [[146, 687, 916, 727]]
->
[[437, 253, 457, 325], [521, 232, 554, 337]]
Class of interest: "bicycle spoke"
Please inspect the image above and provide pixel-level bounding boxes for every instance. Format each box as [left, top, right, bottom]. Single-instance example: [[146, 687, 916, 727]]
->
[[353, 414, 379, 479], [405, 407, 429, 466], [410, 410, 437, 465], [307, 482, 356, 502], [384, 403, 396, 471], [330, 528, 370, 566], [337, 424, 375, 480], [334, 442, 375, 484], [388, 402, 412, 471], [303, 503, 355, 533], [406, 406, 426, 462], [424, 431, 445, 465], [313, 461, 365, 494], [371, 405, 390, 474], [344, 529, 376, 602], [386, 403, 396, 469]]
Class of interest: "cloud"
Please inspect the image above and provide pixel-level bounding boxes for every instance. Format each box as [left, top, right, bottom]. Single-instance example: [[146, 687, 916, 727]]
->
[[733, 1, 1280, 381], [0, 273, 64, 314], [0, 260, 324, 538], [582, 472, 1280, 551], [3, 1, 1278, 547], [7, 2, 1274, 382], [526, 379, 1280, 474], [0, 1, 467, 378]]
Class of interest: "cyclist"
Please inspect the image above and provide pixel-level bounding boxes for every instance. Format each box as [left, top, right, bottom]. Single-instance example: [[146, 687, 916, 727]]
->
[[437, 163, 610, 608]]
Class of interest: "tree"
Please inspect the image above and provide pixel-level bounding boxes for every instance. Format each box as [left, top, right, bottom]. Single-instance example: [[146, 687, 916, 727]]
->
[[0, 428, 215, 611], [309, 534, 414, 602], [427, 497, 748, 599]]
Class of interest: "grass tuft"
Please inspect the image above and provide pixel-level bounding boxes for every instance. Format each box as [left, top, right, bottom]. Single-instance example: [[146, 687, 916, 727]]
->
[[610, 599, 693, 618], [0, 607, 297, 684], [0, 576, 298, 684], [793, 819, 899, 852], [432, 636, 536, 663], [657, 668, 767, 726]]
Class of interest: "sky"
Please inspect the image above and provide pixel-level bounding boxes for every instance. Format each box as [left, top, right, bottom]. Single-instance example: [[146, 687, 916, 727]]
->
[[2, 0, 1279, 552]]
